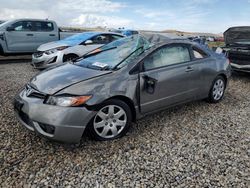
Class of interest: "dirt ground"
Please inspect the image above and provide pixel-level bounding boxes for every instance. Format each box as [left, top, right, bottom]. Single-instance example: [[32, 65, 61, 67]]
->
[[0, 62, 249, 187]]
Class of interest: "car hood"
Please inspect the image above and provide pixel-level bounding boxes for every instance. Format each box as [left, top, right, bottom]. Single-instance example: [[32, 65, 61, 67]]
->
[[29, 63, 112, 95], [37, 41, 73, 51], [224, 27, 250, 46]]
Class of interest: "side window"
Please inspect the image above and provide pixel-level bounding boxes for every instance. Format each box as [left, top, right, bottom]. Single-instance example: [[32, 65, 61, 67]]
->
[[110, 35, 123, 42], [144, 45, 191, 70], [34, 21, 54, 31], [91, 35, 110, 44], [11, 21, 33, 31], [132, 31, 139, 35], [192, 47, 208, 59]]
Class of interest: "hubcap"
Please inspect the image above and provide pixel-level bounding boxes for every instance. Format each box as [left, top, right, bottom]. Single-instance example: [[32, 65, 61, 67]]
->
[[93, 105, 127, 139], [212, 79, 225, 100]]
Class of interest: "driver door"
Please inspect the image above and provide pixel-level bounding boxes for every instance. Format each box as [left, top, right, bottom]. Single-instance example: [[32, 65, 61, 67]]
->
[[5, 21, 35, 52], [139, 44, 198, 114]]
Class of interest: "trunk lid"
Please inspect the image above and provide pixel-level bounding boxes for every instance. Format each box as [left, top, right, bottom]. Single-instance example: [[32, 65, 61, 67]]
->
[[224, 26, 250, 46]]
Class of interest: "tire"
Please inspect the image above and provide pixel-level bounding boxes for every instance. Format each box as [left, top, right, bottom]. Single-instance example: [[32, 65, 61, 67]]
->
[[63, 54, 79, 62], [88, 99, 132, 141], [207, 76, 226, 103]]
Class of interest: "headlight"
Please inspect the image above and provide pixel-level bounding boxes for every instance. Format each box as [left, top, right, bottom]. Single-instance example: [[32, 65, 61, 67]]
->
[[45, 46, 69, 55], [45, 95, 92, 107]]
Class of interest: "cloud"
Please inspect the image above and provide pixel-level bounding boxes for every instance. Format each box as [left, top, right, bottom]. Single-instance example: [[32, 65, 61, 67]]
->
[[71, 14, 133, 28], [134, 3, 210, 32], [0, 0, 130, 28], [135, 9, 174, 19], [56, 0, 126, 14], [0, 8, 47, 20]]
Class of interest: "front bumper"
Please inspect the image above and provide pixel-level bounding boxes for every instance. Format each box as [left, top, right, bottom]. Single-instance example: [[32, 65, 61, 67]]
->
[[31, 51, 63, 69], [14, 89, 96, 143]]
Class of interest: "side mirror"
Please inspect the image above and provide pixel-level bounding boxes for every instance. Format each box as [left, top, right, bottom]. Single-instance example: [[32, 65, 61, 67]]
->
[[6, 26, 15, 31], [84, 40, 93, 45]]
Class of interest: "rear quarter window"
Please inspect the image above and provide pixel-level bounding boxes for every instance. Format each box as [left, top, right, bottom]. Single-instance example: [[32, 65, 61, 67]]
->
[[192, 46, 209, 59]]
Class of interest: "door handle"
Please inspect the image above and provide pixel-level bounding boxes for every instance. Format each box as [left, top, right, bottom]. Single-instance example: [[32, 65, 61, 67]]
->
[[26, 34, 34, 36], [185, 66, 194, 72], [49, 34, 56, 36]]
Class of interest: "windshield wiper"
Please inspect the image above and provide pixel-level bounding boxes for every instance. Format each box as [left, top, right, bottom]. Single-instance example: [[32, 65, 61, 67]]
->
[[113, 46, 144, 70], [71, 46, 118, 63], [83, 46, 117, 58]]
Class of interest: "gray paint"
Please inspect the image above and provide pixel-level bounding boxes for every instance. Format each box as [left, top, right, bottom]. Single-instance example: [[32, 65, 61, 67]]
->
[[15, 40, 231, 143]]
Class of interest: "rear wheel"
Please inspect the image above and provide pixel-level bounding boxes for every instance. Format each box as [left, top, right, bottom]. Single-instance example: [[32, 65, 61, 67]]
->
[[89, 99, 132, 141], [63, 54, 79, 62], [207, 76, 226, 103]]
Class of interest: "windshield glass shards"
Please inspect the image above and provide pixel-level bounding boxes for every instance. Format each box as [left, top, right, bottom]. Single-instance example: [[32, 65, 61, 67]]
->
[[75, 35, 151, 70]]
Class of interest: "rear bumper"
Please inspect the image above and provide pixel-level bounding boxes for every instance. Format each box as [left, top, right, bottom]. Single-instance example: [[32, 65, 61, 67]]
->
[[14, 89, 96, 143], [227, 51, 250, 73], [231, 63, 250, 73]]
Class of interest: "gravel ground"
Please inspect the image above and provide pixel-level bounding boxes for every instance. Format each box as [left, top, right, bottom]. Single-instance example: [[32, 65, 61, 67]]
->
[[0, 62, 249, 187]]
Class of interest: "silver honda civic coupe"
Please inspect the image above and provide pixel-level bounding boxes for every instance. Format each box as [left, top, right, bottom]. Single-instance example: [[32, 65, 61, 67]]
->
[[14, 35, 231, 143]]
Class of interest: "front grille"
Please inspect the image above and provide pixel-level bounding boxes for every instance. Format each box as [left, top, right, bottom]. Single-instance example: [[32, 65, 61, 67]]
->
[[30, 92, 45, 99], [33, 51, 44, 58], [25, 84, 46, 99]]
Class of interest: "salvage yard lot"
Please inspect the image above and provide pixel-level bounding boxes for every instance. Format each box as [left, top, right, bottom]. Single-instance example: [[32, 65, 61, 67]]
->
[[0, 62, 249, 187]]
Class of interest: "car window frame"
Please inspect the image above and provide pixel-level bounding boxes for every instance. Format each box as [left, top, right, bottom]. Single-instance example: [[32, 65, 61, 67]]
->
[[190, 45, 210, 61], [90, 34, 111, 45], [110, 34, 124, 42], [10, 21, 35, 32], [141, 43, 193, 72], [33, 21, 54, 32], [10, 21, 54, 32]]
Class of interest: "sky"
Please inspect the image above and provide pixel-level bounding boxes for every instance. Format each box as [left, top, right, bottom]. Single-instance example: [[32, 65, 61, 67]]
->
[[0, 0, 250, 33]]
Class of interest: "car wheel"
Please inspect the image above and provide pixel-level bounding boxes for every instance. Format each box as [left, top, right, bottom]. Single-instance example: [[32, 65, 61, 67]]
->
[[207, 76, 226, 103], [63, 54, 78, 62], [89, 99, 132, 141]]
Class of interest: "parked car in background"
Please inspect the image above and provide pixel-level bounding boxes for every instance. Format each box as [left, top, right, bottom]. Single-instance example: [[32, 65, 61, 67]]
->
[[31, 32, 124, 69], [109, 28, 139, 36], [206, 36, 215, 42], [121, 30, 139, 36], [224, 26, 250, 73], [14, 35, 231, 143], [215, 37, 224, 42], [0, 19, 79, 55], [188, 36, 207, 46]]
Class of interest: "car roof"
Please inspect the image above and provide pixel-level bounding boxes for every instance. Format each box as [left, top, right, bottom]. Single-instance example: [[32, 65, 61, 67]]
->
[[9, 18, 55, 22], [57, 32, 124, 46], [71, 31, 124, 38], [148, 38, 212, 54]]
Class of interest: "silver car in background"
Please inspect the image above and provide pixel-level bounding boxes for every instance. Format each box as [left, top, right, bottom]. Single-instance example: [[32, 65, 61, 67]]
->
[[31, 32, 124, 69], [14, 35, 231, 143], [0, 19, 79, 55]]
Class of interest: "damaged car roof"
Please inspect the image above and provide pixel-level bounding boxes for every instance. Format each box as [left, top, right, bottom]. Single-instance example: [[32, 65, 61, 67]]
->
[[74, 34, 210, 71]]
